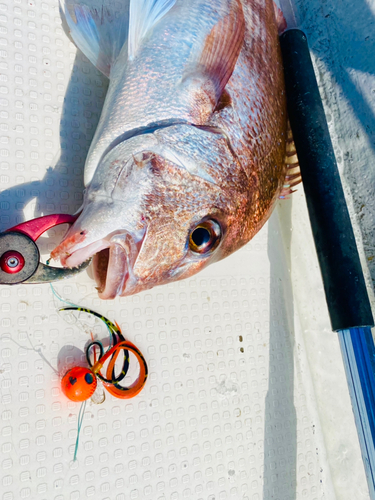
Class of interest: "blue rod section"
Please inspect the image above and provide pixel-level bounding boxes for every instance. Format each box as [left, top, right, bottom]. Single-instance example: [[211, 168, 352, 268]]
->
[[338, 327, 375, 497]]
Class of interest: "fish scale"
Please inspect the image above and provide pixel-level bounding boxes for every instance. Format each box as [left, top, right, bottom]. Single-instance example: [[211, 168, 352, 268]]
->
[[210, 0, 286, 226], [52, 0, 292, 299], [84, 0, 243, 185]]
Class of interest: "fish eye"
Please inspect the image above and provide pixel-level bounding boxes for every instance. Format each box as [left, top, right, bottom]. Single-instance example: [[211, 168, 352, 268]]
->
[[189, 219, 221, 254]]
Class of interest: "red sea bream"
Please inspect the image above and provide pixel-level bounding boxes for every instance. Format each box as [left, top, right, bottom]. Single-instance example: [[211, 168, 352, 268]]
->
[[52, 0, 298, 298]]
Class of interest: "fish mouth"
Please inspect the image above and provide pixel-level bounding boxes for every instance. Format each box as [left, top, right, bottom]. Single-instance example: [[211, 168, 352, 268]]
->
[[92, 245, 129, 300], [54, 231, 142, 300]]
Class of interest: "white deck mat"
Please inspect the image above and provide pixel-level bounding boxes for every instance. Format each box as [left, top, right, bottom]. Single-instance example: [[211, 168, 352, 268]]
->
[[0, 1, 374, 499]]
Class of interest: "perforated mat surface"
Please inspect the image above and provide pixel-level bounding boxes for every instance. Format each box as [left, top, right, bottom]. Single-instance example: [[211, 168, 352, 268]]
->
[[0, 1, 371, 500]]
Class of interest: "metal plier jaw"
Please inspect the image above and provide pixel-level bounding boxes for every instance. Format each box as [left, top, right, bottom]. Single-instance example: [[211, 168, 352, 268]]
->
[[0, 214, 90, 285]]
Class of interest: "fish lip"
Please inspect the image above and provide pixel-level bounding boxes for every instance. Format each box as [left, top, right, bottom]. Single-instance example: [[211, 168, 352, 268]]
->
[[62, 240, 111, 268], [57, 228, 146, 299], [61, 238, 130, 299], [93, 244, 129, 300]]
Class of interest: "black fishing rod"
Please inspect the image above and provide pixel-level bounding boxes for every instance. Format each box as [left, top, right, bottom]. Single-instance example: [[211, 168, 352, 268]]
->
[[280, 28, 375, 498]]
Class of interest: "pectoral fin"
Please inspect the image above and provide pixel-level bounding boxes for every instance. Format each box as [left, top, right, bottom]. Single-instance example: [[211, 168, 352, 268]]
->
[[198, 0, 245, 102]]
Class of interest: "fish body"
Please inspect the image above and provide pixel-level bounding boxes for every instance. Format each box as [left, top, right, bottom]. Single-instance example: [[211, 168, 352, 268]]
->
[[53, 0, 289, 298]]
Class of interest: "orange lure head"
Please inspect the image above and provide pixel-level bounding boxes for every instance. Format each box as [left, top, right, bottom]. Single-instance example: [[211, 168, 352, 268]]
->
[[61, 366, 97, 402]]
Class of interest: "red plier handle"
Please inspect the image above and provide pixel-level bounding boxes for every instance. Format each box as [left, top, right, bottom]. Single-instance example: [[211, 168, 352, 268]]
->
[[9, 213, 78, 241], [0, 214, 89, 285]]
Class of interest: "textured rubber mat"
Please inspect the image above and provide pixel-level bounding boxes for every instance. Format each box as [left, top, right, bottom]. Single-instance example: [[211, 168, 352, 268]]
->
[[0, 1, 369, 499]]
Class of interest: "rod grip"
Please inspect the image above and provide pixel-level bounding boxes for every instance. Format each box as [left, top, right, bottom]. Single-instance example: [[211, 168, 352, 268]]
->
[[280, 29, 374, 331]]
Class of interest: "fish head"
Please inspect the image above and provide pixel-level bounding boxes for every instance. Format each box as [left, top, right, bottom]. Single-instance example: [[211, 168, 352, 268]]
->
[[52, 131, 258, 299]]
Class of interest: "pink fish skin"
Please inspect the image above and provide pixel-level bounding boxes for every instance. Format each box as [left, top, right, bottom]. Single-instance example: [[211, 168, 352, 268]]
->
[[53, 0, 289, 299]]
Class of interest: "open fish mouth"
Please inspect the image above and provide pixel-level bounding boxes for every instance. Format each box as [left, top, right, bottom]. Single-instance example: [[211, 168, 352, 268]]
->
[[53, 231, 142, 299], [93, 244, 129, 299]]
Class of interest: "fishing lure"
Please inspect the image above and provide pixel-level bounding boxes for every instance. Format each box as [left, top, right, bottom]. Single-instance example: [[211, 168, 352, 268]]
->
[[60, 307, 148, 402]]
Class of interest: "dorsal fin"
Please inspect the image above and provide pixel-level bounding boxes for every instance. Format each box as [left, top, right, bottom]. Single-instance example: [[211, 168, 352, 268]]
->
[[59, 0, 130, 78], [273, 2, 287, 34], [128, 0, 176, 60], [279, 121, 302, 199]]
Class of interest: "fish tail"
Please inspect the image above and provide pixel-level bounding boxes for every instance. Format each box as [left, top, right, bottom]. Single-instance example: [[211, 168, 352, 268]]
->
[[60, 0, 177, 77], [59, 0, 130, 77]]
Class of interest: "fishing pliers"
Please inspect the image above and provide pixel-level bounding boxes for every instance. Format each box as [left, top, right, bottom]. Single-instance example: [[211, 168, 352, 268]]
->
[[0, 214, 89, 285]]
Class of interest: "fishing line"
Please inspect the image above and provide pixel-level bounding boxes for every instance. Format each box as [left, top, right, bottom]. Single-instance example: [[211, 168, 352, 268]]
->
[[49, 283, 113, 339], [49, 282, 77, 308], [73, 399, 87, 462]]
